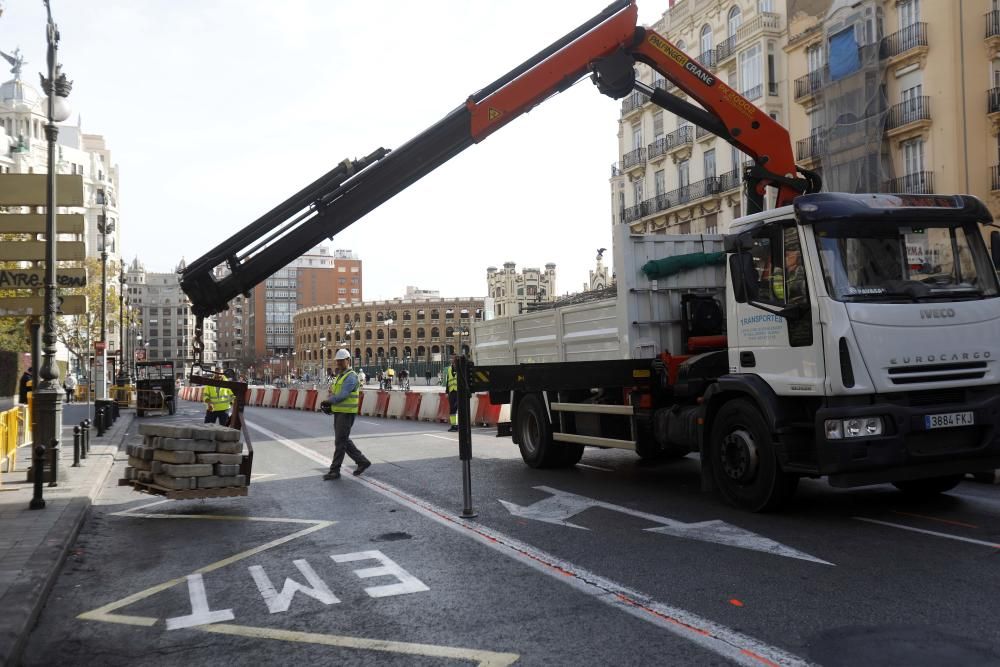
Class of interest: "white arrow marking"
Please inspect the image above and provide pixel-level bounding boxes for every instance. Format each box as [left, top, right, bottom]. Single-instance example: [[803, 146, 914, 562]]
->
[[500, 486, 833, 565]]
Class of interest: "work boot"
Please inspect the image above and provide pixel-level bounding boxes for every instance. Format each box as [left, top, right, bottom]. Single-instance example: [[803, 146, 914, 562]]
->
[[353, 461, 371, 476], [323, 470, 341, 480], [448, 425, 458, 432]]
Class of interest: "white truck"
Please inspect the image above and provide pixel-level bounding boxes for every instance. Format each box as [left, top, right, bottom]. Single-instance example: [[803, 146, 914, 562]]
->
[[472, 195, 1000, 511]]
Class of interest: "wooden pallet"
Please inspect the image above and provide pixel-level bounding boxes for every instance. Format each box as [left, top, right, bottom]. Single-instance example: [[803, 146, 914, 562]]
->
[[122, 478, 248, 499]]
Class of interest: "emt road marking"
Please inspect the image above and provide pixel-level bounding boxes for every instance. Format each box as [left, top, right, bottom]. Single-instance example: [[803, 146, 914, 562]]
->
[[248, 420, 818, 667]]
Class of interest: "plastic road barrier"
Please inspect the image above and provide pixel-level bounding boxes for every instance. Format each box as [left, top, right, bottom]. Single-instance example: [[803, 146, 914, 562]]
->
[[417, 393, 441, 421], [286, 389, 298, 408], [374, 391, 390, 418], [386, 391, 407, 419], [403, 392, 422, 420], [304, 389, 320, 412], [359, 391, 378, 416]]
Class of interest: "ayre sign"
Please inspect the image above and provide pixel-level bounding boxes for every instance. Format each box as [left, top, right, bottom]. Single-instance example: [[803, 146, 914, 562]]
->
[[0, 269, 86, 288]]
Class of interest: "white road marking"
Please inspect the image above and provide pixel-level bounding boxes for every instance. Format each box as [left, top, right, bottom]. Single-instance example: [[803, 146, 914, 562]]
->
[[246, 420, 816, 667], [331, 550, 430, 598], [500, 486, 832, 565], [576, 463, 614, 472], [358, 420, 386, 427], [425, 434, 457, 442], [165, 574, 235, 631], [854, 517, 1000, 549], [249, 559, 341, 614]]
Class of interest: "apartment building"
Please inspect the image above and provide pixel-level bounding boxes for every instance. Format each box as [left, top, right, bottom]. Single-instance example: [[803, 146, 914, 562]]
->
[[611, 0, 787, 235], [786, 0, 1000, 222]]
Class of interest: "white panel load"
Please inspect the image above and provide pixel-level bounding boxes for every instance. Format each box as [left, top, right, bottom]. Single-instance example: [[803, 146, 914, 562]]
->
[[472, 226, 725, 365]]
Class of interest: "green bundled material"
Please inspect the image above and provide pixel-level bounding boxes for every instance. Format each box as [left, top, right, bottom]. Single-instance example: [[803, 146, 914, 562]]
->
[[641, 251, 726, 279]]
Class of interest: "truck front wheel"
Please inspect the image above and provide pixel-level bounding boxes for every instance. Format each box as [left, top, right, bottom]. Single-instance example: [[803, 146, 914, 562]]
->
[[516, 394, 582, 468], [709, 399, 798, 512]]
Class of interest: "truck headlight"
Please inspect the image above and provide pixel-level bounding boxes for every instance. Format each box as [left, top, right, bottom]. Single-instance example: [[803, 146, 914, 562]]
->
[[825, 417, 884, 440]]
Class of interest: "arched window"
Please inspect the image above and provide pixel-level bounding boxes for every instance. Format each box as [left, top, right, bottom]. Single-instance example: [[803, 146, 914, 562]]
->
[[403, 311, 412, 321], [445, 309, 455, 320], [389, 346, 398, 358], [446, 344, 455, 356], [326, 315, 332, 325], [416, 310, 425, 320], [377, 329, 385, 340], [728, 6, 742, 36], [376, 311, 384, 322], [462, 344, 470, 356], [388, 310, 397, 321], [354, 347, 362, 359], [403, 346, 412, 358], [389, 329, 398, 340], [446, 326, 454, 337], [700, 24, 712, 55], [365, 330, 372, 340], [417, 327, 425, 338], [431, 345, 440, 354], [403, 328, 411, 339], [377, 347, 385, 358], [460, 308, 469, 319], [417, 345, 426, 357], [431, 327, 440, 338], [365, 347, 373, 359], [354, 313, 360, 322], [365, 312, 372, 322], [430, 309, 440, 320], [335, 314, 340, 325]]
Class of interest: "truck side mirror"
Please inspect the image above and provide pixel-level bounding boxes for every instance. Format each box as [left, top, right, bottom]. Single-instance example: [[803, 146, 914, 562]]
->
[[991, 231, 1000, 269], [724, 231, 753, 253]]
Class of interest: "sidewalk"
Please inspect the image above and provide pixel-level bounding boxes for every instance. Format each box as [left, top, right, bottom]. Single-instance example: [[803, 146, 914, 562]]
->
[[0, 404, 133, 666]]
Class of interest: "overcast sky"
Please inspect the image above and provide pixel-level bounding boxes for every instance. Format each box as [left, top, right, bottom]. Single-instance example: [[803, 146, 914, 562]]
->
[[3, 1, 665, 300]]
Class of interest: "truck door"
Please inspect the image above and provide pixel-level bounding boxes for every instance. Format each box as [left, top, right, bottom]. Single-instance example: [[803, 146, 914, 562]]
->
[[733, 222, 825, 395]]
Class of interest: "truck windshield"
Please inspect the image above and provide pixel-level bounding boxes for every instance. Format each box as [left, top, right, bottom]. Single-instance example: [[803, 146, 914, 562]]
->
[[814, 221, 999, 302]]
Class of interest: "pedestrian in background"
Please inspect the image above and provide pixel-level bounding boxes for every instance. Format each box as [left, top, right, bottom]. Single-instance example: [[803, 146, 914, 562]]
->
[[18, 366, 32, 404], [445, 354, 459, 432], [321, 349, 371, 480], [203, 369, 235, 425], [64, 373, 77, 403]]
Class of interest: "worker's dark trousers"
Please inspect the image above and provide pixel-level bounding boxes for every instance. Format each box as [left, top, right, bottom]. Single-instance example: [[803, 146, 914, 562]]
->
[[448, 391, 458, 427], [329, 413, 369, 472], [205, 410, 230, 425]]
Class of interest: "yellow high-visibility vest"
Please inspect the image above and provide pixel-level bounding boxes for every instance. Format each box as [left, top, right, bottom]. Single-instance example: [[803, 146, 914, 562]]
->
[[204, 385, 234, 412], [329, 370, 360, 413]]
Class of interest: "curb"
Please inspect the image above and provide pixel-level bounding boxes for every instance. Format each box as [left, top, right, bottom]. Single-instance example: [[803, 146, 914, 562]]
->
[[0, 411, 134, 667]]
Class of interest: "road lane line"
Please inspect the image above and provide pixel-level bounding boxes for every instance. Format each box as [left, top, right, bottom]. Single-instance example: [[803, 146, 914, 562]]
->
[[198, 623, 519, 666], [576, 463, 614, 472], [248, 420, 815, 667], [425, 434, 457, 442], [890, 510, 979, 529], [854, 517, 1000, 549]]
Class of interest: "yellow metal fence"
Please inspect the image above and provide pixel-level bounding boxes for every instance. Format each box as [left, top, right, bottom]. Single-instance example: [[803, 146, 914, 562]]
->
[[1, 403, 30, 474]]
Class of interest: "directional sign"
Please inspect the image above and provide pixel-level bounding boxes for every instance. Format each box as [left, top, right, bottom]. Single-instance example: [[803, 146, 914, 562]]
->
[[499, 486, 833, 565], [0, 295, 88, 316], [0, 268, 87, 289], [0, 173, 84, 206], [0, 241, 87, 262], [0, 213, 86, 234]]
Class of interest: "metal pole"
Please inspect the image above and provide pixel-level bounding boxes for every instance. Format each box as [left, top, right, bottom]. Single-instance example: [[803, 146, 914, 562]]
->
[[118, 272, 125, 385], [455, 355, 477, 519], [72, 425, 80, 467]]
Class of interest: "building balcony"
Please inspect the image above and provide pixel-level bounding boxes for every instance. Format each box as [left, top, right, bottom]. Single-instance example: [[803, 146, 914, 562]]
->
[[987, 10, 1000, 40], [639, 193, 673, 218], [715, 35, 737, 64], [696, 50, 717, 69], [621, 91, 648, 116], [989, 87, 1000, 115], [623, 203, 644, 224], [695, 125, 714, 142], [664, 125, 693, 155], [719, 169, 741, 192], [621, 146, 646, 173], [795, 134, 826, 163], [883, 172, 934, 195], [884, 22, 928, 65], [992, 165, 1000, 192], [647, 136, 669, 160], [794, 67, 827, 103], [742, 84, 763, 102], [886, 97, 931, 137], [652, 77, 674, 93], [768, 81, 779, 97]]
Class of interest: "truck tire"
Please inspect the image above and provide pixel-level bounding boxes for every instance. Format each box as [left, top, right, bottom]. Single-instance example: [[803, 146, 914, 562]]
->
[[516, 394, 581, 468], [708, 399, 798, 512], [892, 475, 963, 497]]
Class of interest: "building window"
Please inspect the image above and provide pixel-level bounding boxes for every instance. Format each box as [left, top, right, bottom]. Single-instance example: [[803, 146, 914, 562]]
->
[[703, 149, 716, 180], [631, 121, 642, 150], [806, 44, 824, 74], [728, 6, 742, 37], [902, 138, 924, 176], [654, 169, 665, 196], [700, 24, 712, 55], [739, 44, 763, 100], [653, 110, 663, 139], [758, 0, 772, 13], [899, 0, 919, 29], [633, 179, 643, 206]]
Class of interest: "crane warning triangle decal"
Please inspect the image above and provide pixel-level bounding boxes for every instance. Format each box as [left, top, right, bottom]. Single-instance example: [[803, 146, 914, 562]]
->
[[488, 108, 503, 121]]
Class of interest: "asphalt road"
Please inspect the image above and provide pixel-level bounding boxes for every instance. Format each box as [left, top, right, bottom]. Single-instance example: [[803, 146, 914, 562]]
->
[[22, 401, 1000, 666]]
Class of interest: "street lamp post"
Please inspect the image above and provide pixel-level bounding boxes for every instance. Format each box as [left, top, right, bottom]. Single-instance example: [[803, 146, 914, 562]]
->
[[117, 270, 127, 386], [31, 0, 73, 507], [96, 198, 112, 400], [319, 336, 327, 379]]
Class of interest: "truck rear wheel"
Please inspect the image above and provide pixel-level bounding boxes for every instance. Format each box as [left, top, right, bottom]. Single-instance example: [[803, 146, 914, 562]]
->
[[516, 394, 581, 468], [892, 475, 963, 497], [709, 399, 797, 512]]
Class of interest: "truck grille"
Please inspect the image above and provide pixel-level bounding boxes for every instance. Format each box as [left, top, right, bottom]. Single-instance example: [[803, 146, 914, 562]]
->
[[888, 361, 987, 385]]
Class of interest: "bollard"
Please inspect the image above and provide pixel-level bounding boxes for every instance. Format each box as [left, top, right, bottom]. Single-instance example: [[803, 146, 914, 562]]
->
[[72, 426, 81, 467], [96, 407, 106, 437], [48, 437, 59, 488], [82, 419, 90, 457]]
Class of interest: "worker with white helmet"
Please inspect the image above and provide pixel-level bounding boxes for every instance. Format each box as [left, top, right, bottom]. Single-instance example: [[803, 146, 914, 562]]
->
[[320, 348, 371, 480]]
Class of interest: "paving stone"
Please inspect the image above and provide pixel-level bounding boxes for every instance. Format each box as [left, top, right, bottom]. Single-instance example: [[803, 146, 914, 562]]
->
[[213, 427, 241, 442], [189, 427, 220, 441], [152, 449, 195, 464], [214, 463, 240, 476], [153, 474, 197, 490], [215, 441, 242, 454], [137, 470, 154, 483], [160, 463, 213, 477], [197, 474, 247, 489], [150, 460, 164, 474], [188, 438, 218, 453], [124, 466, 136, 480], [138, 424, 192, 438], [127, 456, 152, 471], [136, 445, 155, 461], [196, 453, 242, 465]]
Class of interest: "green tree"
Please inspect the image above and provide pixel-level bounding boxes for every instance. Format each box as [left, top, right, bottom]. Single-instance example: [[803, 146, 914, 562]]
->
[[56, 257, 121, 371]]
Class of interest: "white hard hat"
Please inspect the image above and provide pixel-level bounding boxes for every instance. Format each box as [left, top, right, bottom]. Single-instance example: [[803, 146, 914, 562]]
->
[[334, 349, 351, 360]]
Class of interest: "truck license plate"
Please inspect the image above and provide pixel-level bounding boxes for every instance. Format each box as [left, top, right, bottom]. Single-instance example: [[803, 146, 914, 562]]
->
[[924, 411, 975, 430]]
